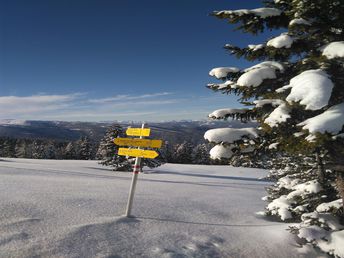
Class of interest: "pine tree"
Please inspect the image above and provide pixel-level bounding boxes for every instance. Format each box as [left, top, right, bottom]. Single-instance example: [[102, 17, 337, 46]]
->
[[32, 140, 44, 159], [64, 142, 76, 160], [173, 141, 194, 164], [192, 143, 211, 165], [78, 136, 92, 160], [97, 124, 132, 171], [206, 1, 344, 255]]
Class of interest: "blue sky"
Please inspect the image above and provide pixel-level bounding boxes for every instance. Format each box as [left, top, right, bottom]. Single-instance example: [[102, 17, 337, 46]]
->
[[0, 0, 268, 122]]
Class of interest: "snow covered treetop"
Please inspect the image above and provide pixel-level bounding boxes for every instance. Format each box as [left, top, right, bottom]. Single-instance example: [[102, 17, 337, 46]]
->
[[204, 127, 258, 144], [209, 67, 240, 79], [214, 8, 282, 19]]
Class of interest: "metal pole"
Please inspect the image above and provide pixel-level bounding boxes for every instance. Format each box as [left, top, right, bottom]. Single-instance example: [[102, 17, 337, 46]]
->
[[125, 123, 145, 217]]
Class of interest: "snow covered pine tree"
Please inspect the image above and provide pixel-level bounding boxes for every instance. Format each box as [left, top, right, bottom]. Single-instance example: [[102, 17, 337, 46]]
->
[[206, 0, 344, 256], [97, 124, 132, 171]]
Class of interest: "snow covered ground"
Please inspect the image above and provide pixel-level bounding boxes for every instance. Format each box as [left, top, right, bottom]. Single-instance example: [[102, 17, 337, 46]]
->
[[0, 158, 313, 257]]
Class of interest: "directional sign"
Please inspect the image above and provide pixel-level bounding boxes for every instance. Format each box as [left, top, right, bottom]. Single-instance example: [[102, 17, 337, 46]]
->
[[114, 138, 162, 148], [118, 148, 159, 159], [126, 128, 151, 137]]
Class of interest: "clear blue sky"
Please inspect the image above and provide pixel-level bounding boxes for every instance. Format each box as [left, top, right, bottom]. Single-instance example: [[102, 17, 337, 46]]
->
[[0, 0, 269, 122]]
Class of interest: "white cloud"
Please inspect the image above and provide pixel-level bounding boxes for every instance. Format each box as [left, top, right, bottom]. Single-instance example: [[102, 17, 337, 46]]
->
[[0, 91, 240, 121], [88, 92, 172, 103]]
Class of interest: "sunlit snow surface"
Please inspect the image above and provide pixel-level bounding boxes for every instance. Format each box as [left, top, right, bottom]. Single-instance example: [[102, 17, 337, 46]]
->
[[0, 158, 311, 258]]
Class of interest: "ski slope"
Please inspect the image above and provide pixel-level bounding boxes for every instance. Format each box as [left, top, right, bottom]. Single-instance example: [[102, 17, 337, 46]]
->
[[0, 158, 309, 257]]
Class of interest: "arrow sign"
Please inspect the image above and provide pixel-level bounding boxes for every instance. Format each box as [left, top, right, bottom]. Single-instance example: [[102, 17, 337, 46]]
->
[[118, 148, 159, 159], [126, 128, 151, 137], [114, 138, 162, 148]]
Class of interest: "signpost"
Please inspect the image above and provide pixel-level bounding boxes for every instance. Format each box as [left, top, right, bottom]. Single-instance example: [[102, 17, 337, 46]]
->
[[118, 148, 159, 159], [126, 127, 151, 137], [114, 138, 162, 148], [114, 123, 162, 217]]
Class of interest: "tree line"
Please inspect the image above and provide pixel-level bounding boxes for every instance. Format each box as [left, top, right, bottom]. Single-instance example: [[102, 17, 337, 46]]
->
[[0, 125, 219, 166]]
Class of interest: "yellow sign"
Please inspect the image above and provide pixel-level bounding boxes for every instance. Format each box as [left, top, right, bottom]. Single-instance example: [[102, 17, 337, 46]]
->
[[114, 138, 162, 148], [118, 148, 159, 159], [126, 128, 151, 137]]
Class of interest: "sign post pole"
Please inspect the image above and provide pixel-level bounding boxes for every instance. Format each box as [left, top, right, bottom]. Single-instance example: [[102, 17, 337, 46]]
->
[[125, 123, 145, 217]]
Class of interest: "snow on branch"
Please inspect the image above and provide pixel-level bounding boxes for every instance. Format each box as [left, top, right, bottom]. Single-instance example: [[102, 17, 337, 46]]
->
[[207, 80, 236, 90], [237, 61, 284, 87], [286, 69, 333, 110], [214, 8, 282, 19], [267, 34, 293, 49], [316, 199, 343, 213], [209, 67, 240, 79], [204, 127, 258, 144], [208, 108, 250, 119], [209, 145, 233, 159], [248, 44, 265, 51], [298, 103, 344, 136], [289, 18, 311, 26], [264, 103, 291, 127], [254, 99, 284, 108], [321, 41, 344, 59]]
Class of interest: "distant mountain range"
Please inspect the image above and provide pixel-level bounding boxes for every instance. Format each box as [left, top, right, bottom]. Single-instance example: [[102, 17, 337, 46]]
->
[[0, 119, 257, 145]]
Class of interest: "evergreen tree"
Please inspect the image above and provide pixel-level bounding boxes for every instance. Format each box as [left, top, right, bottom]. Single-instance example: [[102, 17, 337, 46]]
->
[[206, 1, 344, 255], [43, 141, 56, 159], [173, 141, 194, 164], [64, 142, 76, 160], [15, 139, 32, 158], [192, 143, 211, 165], [78, 136, 92, 160], [97, 124, 132, 171], [32, 140, 44, 159]]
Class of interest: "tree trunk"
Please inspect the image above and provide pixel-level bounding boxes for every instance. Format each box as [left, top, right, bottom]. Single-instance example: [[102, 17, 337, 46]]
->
[[336, 172, 344, 225], [315, 150, 326, 185]]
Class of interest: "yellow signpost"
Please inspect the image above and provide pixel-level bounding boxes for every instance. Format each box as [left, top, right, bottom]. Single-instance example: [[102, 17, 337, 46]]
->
[[126, 128, 151, 137], [118, 148, 159, 159], [114, 124, 162, 217], [114, 138, 162, 148]]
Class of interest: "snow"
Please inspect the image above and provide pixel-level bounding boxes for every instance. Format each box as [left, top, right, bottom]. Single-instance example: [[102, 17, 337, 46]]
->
[[316, 199, 343, 213], [0, 119, 28, 126], [0, 158, 302, 258], [268, 143, 279, 149], [208, 108, 249, 119], [286, 69, 333, 110], [237, 61, 284, 88], [267, 195, 293, 221], [289, 18, 311, 26], [209, 144, 233, 159], [254, 99, 284, 108], [287, 180, 322, 200], [244, 61, 284, 73], [209, 67, 239, 79], [299, 103, 344, 135], [267, 34, 293, 48], [204, 127, 258, 144], [215, 8, 282, 19], [264, 103, 291, 127], [248, 44, 265, 51], [277, 176, 301, 190], [298, 225, 328, 242], [207, 80, 236, 90], [321, 41, 344, 59], [318, 230, 344, 258], [237, 67, 276, 87]]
